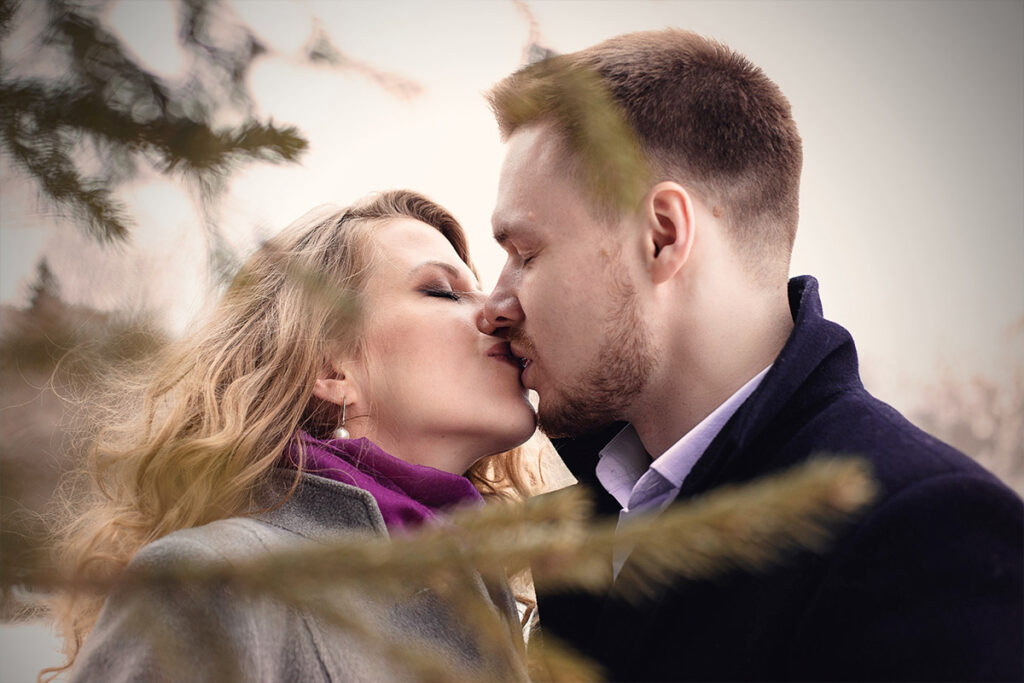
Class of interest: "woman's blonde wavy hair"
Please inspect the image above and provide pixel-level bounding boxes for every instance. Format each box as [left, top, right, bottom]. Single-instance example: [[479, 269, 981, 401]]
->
[[44, 190, 536, 677]]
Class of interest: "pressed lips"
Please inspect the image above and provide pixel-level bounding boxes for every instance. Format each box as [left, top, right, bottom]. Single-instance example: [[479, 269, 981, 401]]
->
[[509, 342, 532, 371], [487, 341, 520, 368]]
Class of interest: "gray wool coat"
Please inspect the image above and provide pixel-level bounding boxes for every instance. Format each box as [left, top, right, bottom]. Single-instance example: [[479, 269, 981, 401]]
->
[[69, 469, 526, 682]]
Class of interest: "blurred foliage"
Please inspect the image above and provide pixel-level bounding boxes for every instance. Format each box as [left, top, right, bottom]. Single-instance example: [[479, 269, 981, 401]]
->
[[303, 20, 423, 100], [512, 0, 557, 66], [15, 457, 874, 681], [0, 459, 51, 620], [0, 260, 167, 375], [0, 262, 168, 615], [0, 0, 307, 245], [912, 324, 1024, 494], [489, 54, 651, 217]]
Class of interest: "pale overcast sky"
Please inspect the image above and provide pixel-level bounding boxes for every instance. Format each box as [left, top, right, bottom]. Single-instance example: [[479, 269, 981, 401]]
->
[[1, 0, 1022, 419]]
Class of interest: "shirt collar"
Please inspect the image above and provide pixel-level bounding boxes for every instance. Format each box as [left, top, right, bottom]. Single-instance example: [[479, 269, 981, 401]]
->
[[596, 364, 773, 507], [594, 424, 648, 508]]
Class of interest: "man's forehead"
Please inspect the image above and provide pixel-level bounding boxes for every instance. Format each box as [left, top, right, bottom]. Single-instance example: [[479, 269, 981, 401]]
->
[[503, 123, 564, 174], [491, 170, 536, 243], [493, 134, 563, 239]]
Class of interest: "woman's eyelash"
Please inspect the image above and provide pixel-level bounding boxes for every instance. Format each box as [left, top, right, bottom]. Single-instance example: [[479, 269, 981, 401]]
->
[[421, 286, 462, 301]]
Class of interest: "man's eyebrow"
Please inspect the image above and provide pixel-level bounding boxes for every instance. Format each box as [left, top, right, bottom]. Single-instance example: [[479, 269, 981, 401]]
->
[[492, 219, 530, 247]]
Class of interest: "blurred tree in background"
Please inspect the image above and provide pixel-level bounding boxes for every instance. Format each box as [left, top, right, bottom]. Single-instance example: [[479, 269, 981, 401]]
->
[[911, 320, 1024, 496], [0, 261, 168, 618], [0, 0, 376, 615], [0, 0, 306, 252], [0, 0, 302, 600]]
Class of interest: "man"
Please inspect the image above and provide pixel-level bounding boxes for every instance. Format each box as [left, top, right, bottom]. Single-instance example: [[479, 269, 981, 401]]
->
[[479, 29, 1023, 681]]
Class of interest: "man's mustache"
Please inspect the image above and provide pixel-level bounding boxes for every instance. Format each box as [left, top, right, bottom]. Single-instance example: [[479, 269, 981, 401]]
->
[[507, 328, 537, 357]]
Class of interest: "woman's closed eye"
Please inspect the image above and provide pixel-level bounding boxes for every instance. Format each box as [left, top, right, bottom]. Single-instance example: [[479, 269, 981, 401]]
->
[[421, 285, 463, 301]]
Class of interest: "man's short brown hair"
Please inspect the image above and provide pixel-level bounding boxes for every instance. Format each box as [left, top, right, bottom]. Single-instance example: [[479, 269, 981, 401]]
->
[[487, 29, 803, 264]]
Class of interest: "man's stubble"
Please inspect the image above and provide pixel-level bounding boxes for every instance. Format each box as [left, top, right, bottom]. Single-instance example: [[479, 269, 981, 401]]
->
[[535, 266, 656, 439]]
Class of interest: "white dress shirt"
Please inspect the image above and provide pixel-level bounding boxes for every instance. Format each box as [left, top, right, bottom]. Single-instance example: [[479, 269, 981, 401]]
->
[[596, 365, 772, 577]]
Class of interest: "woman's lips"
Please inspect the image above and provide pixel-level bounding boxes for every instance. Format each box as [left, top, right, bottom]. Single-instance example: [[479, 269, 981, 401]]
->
[[487, 342, 520, 368], [510, 342, 531, 368], [509, 342, 533, 387], [519, 358, 533, 387]]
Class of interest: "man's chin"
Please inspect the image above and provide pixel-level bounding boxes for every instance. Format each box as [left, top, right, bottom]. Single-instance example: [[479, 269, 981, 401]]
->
[[536, 398, 617, 440]]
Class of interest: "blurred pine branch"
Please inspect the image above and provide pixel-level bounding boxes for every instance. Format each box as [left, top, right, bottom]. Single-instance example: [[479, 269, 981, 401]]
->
[[6, 454, 876, 681], [0, 0, 309, 245]]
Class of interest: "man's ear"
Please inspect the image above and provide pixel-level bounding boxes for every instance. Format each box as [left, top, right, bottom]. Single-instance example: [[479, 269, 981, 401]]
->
[[643, 181, 696, 285], [311, 361, 360, 408]]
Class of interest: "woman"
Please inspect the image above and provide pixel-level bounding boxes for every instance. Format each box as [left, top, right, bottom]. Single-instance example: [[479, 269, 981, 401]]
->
[[45, 190, 538, 681]]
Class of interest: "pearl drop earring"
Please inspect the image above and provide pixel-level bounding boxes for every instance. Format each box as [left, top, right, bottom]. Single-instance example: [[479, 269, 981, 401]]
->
[[332, 400, 349, 440]]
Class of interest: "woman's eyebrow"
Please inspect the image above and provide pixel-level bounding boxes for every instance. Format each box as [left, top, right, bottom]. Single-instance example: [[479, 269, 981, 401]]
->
[[410, 260, 477, 287]]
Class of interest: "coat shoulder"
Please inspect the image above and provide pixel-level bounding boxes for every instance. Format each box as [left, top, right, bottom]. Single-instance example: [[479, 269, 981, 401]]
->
[[791, 386, 1011, 495], [130, 517, 281, 569]]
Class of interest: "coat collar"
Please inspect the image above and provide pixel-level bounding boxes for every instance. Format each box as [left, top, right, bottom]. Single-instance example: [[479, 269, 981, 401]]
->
[[676, 275, 862, 496], [252, 469, 389, 542]]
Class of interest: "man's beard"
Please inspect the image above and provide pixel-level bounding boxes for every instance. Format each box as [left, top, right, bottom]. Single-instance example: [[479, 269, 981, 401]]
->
[[535, 269, 655, 438]]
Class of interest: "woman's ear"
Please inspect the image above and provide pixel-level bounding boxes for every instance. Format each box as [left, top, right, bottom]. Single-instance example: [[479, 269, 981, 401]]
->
[[311, 360, 360, 408], [643, 181, 696, 285]]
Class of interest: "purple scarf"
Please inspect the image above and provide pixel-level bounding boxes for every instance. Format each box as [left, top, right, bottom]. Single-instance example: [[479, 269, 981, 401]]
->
[[284, 432, 483, 533]]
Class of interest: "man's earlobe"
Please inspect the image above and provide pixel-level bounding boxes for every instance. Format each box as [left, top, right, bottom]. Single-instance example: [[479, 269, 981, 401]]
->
[[647, 182, 696, 284]]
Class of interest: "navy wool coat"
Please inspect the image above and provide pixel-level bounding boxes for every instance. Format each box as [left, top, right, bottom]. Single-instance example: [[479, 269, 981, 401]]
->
[[537, 276, 1023, 682]]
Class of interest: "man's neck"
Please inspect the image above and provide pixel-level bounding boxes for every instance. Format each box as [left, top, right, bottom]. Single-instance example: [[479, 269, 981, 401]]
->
[[629, 284, 793, 459]]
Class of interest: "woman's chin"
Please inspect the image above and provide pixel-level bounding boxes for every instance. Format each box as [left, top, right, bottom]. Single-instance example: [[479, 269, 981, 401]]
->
[[514, 402, 539, 437], [496, 415, 539, 454], [468, 428, 536, 464]]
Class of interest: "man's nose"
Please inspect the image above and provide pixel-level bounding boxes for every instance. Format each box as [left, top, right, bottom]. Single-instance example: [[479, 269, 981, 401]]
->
[[478, 281, 524, 336]]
